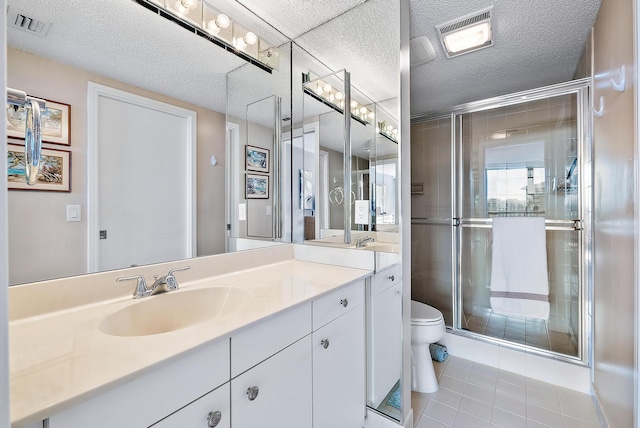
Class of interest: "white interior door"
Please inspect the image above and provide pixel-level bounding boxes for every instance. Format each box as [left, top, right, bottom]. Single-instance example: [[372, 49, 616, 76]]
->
[[88, 83, 196, 272]]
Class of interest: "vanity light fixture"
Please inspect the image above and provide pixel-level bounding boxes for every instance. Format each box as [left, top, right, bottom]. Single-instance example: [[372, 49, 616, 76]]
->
[[135, 0, 279, 72], [377, 121, 399, 143], [303, 71, 374, 126], [436, 7, 494, 58]]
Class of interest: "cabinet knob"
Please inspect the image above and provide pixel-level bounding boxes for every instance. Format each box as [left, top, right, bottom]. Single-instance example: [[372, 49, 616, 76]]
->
[[340, 298, 348, 307], [246, 386, 259, 401], [389, 275, 395, 281], [321, 339, 330, 349], [207, 411, 222, 427]]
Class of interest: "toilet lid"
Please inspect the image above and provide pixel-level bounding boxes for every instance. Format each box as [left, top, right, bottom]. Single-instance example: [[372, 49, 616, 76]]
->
[[411, 301, 444, 323]]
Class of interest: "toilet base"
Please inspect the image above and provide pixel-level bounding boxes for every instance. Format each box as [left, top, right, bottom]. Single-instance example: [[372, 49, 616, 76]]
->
[[411, 344, 439, 393]]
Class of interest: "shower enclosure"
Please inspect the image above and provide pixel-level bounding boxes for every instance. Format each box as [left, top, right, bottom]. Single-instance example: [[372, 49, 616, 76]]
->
[[411, 79, 591, 363]]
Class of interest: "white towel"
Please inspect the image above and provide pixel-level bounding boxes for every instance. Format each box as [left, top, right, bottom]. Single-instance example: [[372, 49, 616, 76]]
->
[[489, 217, 550, 320]]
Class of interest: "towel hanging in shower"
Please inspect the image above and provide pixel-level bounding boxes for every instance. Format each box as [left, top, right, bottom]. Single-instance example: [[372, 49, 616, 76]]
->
[[489, 217, 550, 320]]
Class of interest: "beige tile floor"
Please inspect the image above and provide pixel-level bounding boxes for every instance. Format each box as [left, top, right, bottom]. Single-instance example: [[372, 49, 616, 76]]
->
[[412, 356, 602, 428]]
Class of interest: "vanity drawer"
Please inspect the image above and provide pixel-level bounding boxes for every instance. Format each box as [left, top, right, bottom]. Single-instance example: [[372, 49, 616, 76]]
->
[[231, 301, 311, 377], [312, 280, 364, 330], [48, 338, 230, 428], [371, 264, 401, 295]]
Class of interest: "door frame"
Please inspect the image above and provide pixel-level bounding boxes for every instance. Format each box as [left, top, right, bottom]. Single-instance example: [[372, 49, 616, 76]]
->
[[86, 82, 197, 272]]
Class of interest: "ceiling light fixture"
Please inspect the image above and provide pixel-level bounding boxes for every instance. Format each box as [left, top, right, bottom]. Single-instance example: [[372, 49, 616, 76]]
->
[[436, 7, 494, 58], [138, 0, 279, 72]]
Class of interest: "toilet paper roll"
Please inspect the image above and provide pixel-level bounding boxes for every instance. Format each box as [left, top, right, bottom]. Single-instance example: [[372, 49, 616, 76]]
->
[[429, 343, 448, 362]]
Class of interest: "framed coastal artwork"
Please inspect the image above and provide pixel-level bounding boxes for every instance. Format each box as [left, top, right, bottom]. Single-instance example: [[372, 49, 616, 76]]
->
[[6, 99, 71, 146], [246, 173, 269, 199], [245, 145, 269, 173], [7, 143, 71, 191]]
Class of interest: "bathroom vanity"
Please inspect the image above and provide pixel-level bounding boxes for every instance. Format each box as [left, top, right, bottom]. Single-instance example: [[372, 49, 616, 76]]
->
[[8, 244, 399, 428]]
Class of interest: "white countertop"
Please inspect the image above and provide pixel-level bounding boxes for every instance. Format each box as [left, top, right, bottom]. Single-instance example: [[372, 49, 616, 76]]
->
[[9, 254, 372, 427]]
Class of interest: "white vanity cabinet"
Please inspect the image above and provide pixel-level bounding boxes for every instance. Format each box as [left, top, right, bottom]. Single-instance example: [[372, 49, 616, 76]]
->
[[312, 280, 365, 428], [369, 264, 402, 408], [38, 280, 369, 428], [150, 382, 230, 428], [47, 338, 230, 428]]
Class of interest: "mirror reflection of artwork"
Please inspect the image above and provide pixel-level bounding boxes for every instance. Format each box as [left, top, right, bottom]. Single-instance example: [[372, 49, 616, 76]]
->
[[246, 173, 269, 199], [7, 144, 71, 192], [246, 145, 270, 173], [6, 99, 71, 145]]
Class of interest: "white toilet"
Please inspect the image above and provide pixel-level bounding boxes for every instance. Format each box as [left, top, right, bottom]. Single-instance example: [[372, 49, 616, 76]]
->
[[411, 300, 446, 393]]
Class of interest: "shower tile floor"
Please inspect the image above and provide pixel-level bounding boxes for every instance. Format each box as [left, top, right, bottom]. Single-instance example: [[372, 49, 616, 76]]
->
[[463, 310, 578, 356], [413, 356, 602, 427]]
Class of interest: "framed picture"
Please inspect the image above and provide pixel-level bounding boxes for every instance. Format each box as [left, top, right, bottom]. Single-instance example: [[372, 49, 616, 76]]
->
[[7, 143, 71, 192], [246, 173, 269, 199], [7, 99, 71, 146], [245, 145, 269, 173]]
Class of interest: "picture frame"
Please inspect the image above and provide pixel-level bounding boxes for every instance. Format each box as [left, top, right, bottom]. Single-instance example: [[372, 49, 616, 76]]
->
[[7, 143, 71, 192], [245, 145, 269, 173], [246, 173, 269, 199], [7, 99, 71, 146]]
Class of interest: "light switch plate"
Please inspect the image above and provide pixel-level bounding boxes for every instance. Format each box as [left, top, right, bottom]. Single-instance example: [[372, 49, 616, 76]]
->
[[239, 203, 246, 221], [66, 204, 81, 222], [266, 205, 272, 216]]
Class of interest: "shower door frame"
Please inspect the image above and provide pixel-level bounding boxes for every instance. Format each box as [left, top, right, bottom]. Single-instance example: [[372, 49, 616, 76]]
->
[[450, 78, 592, 365]]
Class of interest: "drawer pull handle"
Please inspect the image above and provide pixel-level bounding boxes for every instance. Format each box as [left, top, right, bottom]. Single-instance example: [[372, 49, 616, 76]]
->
[[321, 339, 330, 349], [389, 275, 395, 281], [247, 386, 259, 401], [340, 298, 349, 307], [207, 411, 222, 427]]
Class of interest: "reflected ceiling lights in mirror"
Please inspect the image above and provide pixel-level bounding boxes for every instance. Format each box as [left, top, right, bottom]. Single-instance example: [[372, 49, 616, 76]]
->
[[135, 0, 280, 72], [302, 71, 374, 125]]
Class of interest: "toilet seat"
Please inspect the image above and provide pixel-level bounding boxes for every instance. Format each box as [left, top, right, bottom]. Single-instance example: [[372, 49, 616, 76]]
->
[[411, 301, 444, 325]]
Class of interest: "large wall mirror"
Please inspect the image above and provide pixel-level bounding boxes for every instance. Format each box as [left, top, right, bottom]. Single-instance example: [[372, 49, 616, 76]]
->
[[7, 0, 403, 422]]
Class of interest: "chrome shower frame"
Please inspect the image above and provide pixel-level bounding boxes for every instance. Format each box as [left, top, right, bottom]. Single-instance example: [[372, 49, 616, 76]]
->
[[416, 78, 593, 366]]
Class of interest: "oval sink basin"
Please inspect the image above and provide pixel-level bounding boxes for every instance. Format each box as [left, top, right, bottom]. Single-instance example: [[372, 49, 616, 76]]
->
[[99, 287, 250, 337]]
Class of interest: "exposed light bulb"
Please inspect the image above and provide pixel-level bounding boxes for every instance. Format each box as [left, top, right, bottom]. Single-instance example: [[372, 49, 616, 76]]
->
[[243, 32, 257, 45], [181, 0, 197, 9], [174, 0, 188, 15], [323, 83, 332, 93], [359, 107, 368, 115], [368, 111, 375, 119], [335, 91, 344, 100], [351, 100, 358, 109], [216, 14, 230, 29], [234, 37, 247, 50], [206, 19, 221, 35]]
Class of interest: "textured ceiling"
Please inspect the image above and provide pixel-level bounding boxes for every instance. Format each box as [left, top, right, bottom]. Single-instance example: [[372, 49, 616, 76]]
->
[[6, 0, 250, 113], [236, 0, 367, 39], [7, 0, 601, 120], [410, 0, 601, 116]]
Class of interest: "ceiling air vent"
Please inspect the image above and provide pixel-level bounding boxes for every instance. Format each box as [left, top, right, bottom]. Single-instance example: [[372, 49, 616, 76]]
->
[[7, 7, 51, 37], [436, 7, 493, 59]]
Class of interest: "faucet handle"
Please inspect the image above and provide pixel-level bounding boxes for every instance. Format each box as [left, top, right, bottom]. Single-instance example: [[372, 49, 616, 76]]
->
[[116, 275, 150, 299], [166, 266, 191, 291]]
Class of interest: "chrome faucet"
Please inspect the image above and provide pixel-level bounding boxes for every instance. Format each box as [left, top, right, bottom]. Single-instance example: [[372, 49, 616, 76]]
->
[[355, 236, 375, 248], [116, 266, 191, 299]]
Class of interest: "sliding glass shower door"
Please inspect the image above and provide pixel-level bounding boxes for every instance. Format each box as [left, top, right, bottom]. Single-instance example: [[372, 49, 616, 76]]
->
[[453, 89, 587, 359]]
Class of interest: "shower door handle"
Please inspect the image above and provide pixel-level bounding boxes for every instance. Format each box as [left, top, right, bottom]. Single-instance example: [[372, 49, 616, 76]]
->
[[452, 218, 461, 227]]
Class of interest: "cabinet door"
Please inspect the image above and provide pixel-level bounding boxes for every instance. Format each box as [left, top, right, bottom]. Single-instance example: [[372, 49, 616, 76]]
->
[[150, 382, 229, 427], [313, 304, 365, 428], [231, 336, 312, 428]]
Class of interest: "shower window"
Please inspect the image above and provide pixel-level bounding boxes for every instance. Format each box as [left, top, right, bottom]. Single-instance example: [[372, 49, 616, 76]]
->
[[486, 167, 545, 215]]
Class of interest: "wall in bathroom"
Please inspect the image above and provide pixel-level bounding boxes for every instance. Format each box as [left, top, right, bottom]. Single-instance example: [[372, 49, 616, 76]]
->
[[591, 0, 635, 424], [7, 48, 227, 285], [0, 1, 11, 425], [410, 118, 453, 324]]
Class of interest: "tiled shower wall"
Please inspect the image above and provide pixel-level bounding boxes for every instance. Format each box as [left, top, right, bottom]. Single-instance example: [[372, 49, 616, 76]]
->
[[411, 118, 453, 325], [411, 93, 581, 357]]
